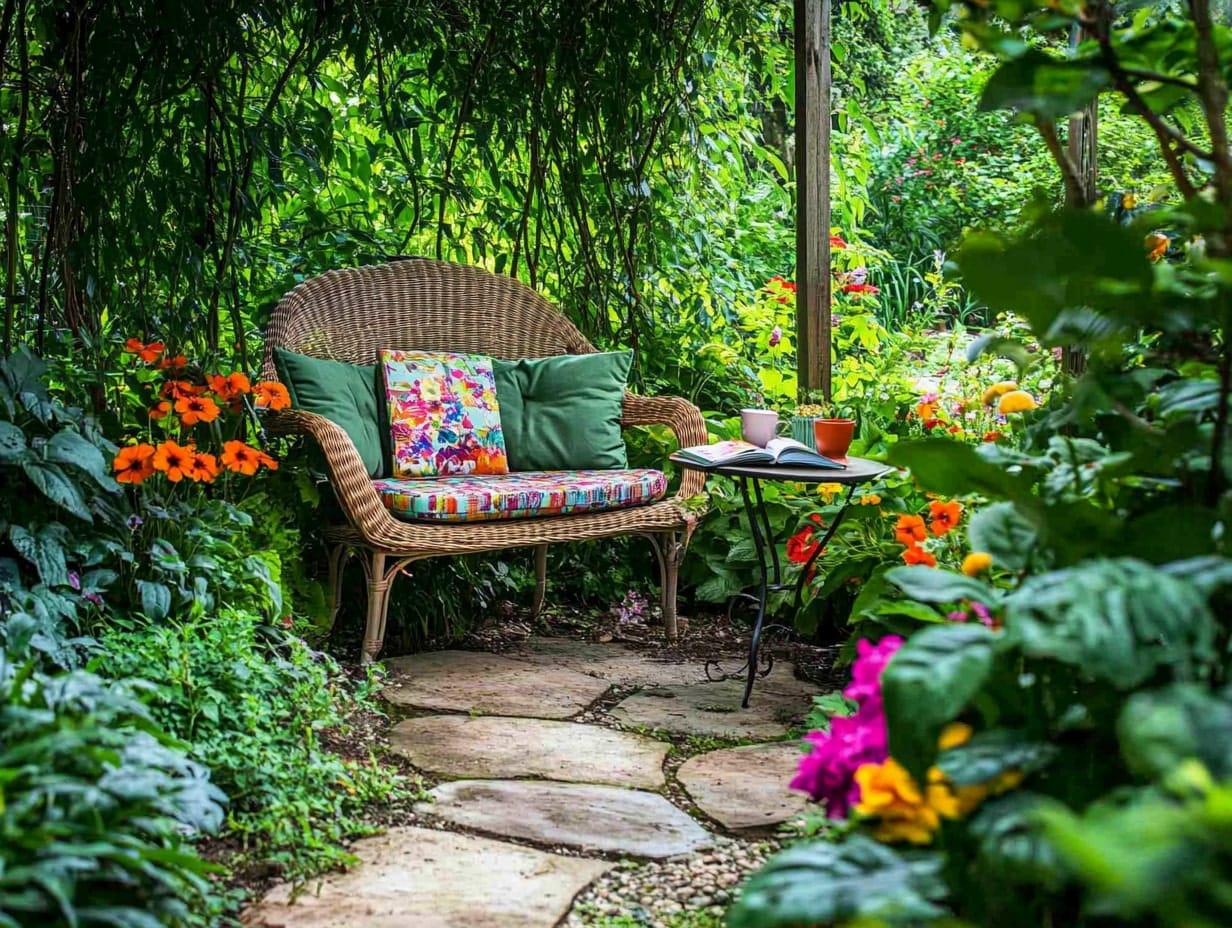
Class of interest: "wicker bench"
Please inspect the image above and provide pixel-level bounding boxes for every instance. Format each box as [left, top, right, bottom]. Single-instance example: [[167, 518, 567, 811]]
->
[[260, 258, 707, 661]]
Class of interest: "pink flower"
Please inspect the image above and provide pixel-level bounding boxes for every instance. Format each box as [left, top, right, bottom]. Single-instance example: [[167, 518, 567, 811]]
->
[[791, 635, 903, 818], [769, 325, 782, 347]]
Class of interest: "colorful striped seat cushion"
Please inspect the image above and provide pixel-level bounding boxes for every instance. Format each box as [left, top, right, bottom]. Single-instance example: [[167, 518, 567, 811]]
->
[[373, 469, 668, 523]]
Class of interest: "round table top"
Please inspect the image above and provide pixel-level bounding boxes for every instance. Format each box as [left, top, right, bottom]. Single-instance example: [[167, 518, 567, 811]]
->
[[670, 453, 893, 485]]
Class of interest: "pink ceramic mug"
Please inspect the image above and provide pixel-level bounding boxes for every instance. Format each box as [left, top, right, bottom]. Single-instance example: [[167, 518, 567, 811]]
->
[[740, 408, 780, 447]]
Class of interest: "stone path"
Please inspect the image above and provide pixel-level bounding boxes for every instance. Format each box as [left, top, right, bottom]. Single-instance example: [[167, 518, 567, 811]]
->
[[246, 638, 819, 928]]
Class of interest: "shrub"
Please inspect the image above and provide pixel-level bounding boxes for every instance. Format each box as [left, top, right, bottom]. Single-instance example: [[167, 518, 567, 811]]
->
[[0, 650, 226, 928]]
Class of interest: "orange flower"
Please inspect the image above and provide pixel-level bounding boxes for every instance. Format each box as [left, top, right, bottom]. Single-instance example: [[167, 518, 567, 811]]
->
[[157, 354, 188, 371], [207, 371, 252, 399], [928, 500, 963, 536], [162, 379, 206, 400], [124, 338, 165, 363], [256, 450, 279, 471], [962, 552, 993, 576], [152, 440, 193, 482], [915, 401, 936, 420], [113, 444, 156, 484], [188, 450, 220, 483], [1145, 232, 1169, 262], [174, 394, 220, 426], [149, 400, 173, 420], [894, 514, 927, 546], [902, 543, 937, 567], [253, 381, 291, 410], [221, 440, 261, 475], [982, 430, 1002, 443]]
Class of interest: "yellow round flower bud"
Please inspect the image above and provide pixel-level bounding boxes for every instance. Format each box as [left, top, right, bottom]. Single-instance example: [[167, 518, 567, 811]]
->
[[962, 552, 993, 576], [981, 380, 1018, 406], [997, 390, 1037, 414]]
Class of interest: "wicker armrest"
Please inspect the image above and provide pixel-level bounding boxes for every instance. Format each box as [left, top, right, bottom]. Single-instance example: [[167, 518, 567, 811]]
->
[[265, 409, 390, 535], [621, 392, 707, 499]]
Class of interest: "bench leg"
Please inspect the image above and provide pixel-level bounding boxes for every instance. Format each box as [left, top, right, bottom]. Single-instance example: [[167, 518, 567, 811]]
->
[[326, 543, 353, 632], [649, 531, 685, 642], [531, 544, 549, 617], [362, 551, 394, 664]]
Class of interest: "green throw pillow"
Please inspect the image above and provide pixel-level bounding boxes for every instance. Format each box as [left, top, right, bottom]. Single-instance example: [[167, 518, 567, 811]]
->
[[493, 351, 632, 471], [273, 348, 387, 478]]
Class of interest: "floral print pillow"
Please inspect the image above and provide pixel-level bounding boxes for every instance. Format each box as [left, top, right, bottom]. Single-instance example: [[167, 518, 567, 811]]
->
[[381, 350, 509, 477]]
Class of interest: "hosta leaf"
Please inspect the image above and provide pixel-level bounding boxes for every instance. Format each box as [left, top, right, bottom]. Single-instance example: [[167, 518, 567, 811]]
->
[[969, 792, 1064, 887], [889, 439, 1032, 503], [967, 501, 1037, 571], [0, 420, 27, 461], [883, 623, 998, 780], [938, 729, 1058, 786], [727, 835, 948, 928], [886, 565, 995, 605], [1118, 684, 1232, 781], [20, 460, 92, 521], [46, 429, 117, 491], [8, 525, 69, 587], [136, 581, 172, 621], [1004, 559, 1217, 687]]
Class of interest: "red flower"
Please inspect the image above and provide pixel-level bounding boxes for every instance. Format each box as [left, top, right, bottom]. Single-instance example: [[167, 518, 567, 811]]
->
[[787, 526, 822, 565], [830, 235, 847, 250], [982, 431, 1003, 443], [841, 283, 880, 297], [928, 500, 963, 536], [902, 543, 937, 567], [124, 338, 165, 363]]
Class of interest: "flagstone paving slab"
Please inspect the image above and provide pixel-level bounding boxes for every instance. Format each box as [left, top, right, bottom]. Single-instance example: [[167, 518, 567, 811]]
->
[[607, 672, 815, 740], [509, 637, 711, 687], [677, 742, 810, 830], [418, 780, 716, 859], [389, 715, 669, 789], [243, 826, 610, 928], [382, 650, 611, 719]]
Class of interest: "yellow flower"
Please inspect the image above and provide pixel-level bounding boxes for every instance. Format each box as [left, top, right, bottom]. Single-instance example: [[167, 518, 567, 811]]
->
[[938, 722, 974, 750], [998, 390, 1038, 414], [817, 482, 844, 504], [981, 381, 1018, 406], [962, 552, 993, 576], [859, 493, 882, 506], [855, 758, 959, 845]]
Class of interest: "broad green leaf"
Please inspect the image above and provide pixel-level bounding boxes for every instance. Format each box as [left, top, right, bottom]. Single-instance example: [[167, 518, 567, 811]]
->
[[137, 580, 172, 621], [967, 501, 1037, 571], [1118, 684, 1232, 781], [20, 460, 92, 521], [0, 420, 26, 461], [727, 835, 948, 928], [883, 623, 998, 780], [46, 429, 117, 491], [889, 439, 1033, 503], [980, 51, 1110, 120], [1160, 556, 1232, 597], [886, 566, 995, 605], [938, 729, 1058, 786], [968, 792, 1064, 887], [8, 524, 69, 587], [1005, 559, 1217, 687], [1123, 506, 1218, 563]]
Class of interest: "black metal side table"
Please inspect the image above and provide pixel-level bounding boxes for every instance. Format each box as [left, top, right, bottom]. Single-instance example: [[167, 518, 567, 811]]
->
[[671, 454, 892, 708]]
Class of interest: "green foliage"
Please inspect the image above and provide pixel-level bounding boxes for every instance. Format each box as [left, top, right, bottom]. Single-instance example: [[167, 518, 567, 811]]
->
[[732, 1, 1232, 925], [93, 609, 409, 877], [0, 652, 226, 928]]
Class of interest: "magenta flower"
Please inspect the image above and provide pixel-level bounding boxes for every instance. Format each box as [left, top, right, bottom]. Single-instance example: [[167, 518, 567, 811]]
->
[[791, 635, 903, 817], [842, 635, 904, 707], [769, 325, 782, 347]]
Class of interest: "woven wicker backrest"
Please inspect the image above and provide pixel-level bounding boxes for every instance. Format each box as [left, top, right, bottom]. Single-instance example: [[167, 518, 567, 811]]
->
[[261, 258, 596, 379]]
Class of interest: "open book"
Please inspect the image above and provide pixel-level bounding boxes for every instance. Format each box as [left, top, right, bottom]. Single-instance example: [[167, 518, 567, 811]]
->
[[675, 438, 846, 470]]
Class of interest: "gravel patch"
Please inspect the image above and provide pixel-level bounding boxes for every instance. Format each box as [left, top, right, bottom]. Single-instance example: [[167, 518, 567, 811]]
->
[[562, 836, 778, 927]]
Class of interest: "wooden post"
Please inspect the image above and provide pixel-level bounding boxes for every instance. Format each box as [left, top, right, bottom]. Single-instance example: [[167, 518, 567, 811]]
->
[[795, 0, 831, 400]]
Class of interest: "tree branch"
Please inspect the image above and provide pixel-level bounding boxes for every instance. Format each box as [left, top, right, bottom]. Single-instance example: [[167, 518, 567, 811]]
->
[[1036, 118, 1086, 205]]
